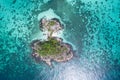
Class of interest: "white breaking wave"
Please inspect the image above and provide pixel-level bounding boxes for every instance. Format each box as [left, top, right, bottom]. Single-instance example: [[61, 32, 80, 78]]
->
[[38, 8, 61, 21]]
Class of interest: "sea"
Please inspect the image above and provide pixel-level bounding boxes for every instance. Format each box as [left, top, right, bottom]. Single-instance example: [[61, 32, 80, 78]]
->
[[0, 0, 120, 80]]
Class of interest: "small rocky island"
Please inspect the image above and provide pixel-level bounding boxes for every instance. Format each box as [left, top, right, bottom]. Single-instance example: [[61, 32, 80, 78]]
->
[[31, 17, 74, 66]]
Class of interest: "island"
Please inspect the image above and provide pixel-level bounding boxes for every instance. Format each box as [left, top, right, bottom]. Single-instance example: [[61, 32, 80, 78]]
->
[[31, 17, 74, 66]]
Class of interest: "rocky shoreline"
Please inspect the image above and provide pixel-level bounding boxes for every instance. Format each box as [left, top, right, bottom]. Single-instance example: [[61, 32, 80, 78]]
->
[[31, 37, 74, 66]]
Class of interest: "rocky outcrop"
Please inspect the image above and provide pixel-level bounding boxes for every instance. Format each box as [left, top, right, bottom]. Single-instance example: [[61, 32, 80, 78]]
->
[[31, 17, 74, 66]]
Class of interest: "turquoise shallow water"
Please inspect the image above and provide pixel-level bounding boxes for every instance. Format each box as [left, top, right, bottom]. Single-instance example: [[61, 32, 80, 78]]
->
[[0, 0, 120, 80]]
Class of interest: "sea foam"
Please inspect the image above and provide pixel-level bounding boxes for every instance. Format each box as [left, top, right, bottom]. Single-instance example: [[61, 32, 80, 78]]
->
[[38, 9, 60, 21]]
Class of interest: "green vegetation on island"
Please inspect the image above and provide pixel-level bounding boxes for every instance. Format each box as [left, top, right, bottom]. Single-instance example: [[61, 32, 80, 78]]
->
[[36, 38, 67, 56], [47, 20, 56, 26]]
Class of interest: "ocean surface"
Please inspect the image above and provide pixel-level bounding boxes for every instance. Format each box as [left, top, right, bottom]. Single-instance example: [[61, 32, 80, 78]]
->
[[0, 0, 120, 80]]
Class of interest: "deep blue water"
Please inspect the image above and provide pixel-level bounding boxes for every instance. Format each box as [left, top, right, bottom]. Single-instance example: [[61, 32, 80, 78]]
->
[[0, 0, 120, 80]]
